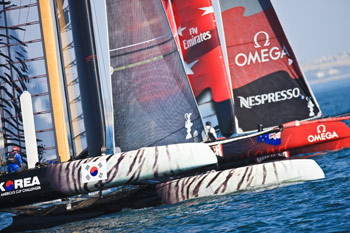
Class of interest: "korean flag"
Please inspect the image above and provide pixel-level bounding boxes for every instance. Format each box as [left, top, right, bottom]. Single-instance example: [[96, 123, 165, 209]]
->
[[81, 160, 107, 183]]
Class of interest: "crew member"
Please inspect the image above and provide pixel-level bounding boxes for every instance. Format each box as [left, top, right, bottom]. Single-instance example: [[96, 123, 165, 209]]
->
[[6, 146, 23, 173], [202, 121, 218, 142]]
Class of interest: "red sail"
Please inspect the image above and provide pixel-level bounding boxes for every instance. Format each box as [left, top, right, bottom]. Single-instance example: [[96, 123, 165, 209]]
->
[[164, 0, 235, 137], [220, 0, 321, 132]]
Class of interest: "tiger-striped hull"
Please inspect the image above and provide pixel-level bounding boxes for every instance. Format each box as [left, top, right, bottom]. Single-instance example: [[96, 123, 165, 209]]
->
[[47, 142, 218, 195], [0, 143, 217, 208], [156, 159, 325, 204]]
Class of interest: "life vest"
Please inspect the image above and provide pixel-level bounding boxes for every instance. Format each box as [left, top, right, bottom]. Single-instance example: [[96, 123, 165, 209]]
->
[[7, 152, 20, 165], [207, 128, 216, 142]]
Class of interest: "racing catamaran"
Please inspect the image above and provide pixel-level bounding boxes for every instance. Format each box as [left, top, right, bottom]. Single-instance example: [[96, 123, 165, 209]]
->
[[0, 0, 326, 230], [164, 0, 350, 168], [0, 0, 217, 209]]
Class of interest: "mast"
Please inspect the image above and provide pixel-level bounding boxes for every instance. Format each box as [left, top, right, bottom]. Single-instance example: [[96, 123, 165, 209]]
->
[[66, 0, 106, 157], [38, 0, 70, 162], [53, 0, 80, 158]]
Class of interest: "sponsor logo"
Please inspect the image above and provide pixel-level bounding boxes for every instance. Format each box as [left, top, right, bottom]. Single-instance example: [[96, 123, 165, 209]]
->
[[238, 88, 300, 109], [183, 27, 212, 50], [82, 160, 107, 183], [0, 176, 41, 196], [307, 125, 339, 143], [235, 31, 290, 67], [212, 144, 223, 157], [255, 151, 289, 163]]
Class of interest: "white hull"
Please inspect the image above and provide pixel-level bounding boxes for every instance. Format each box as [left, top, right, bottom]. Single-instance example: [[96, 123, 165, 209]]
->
[[156, 159, 325, 204]]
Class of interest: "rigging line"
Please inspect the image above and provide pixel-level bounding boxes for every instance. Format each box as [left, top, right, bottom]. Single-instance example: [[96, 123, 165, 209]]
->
[[111, 48, 177, 72], [109, 31, 172, 52], [110, 36, 173, 59]]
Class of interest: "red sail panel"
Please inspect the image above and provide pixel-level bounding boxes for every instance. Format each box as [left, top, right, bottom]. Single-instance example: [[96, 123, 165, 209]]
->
[[170, 0, 232, 102], [220, 0, 321, 132], [223, 6, 301, 88], [167, 0, 235, 137]]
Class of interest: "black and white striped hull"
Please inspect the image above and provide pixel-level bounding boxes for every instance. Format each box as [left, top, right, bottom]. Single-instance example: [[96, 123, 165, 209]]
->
[[156, 159, 325, 204], [47, 142, 217, 195]]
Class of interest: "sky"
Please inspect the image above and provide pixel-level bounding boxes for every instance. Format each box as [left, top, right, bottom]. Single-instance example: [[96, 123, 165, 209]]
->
[[271, 0, 350, 63]]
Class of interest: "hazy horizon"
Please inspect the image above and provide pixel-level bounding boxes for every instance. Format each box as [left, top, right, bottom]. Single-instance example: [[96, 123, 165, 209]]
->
[[272, 0, 350, 63]]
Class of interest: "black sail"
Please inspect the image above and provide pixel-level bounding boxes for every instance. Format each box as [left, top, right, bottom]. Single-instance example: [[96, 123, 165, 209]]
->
[[106, 0, 204, 151]]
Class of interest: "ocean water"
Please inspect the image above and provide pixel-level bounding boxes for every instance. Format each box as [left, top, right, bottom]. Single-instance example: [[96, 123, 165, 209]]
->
[[1, 80, 350, 232]]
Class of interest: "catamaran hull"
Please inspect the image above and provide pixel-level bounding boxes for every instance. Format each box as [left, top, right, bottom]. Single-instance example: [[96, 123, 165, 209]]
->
[[4, 158, 325, 231], [0, 143, 217, 209], [211, 119, 350, 168], [156, 159, 325, 204]]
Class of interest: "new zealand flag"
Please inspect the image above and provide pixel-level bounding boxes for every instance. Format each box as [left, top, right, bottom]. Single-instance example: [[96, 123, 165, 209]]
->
[[257, 132, 281, 145]]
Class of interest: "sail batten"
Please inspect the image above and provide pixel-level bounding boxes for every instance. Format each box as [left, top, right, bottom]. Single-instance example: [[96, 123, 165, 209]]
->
[[112, 49, 177, 72], [110, 32, 172, 53]]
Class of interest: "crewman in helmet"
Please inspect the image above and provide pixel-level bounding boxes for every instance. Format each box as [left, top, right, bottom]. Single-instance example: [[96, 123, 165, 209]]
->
[[6, 146, 23, 173]]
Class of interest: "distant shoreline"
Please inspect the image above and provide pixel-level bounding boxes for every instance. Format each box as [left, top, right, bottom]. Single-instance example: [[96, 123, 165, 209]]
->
[[309, 75, 350, 86]]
